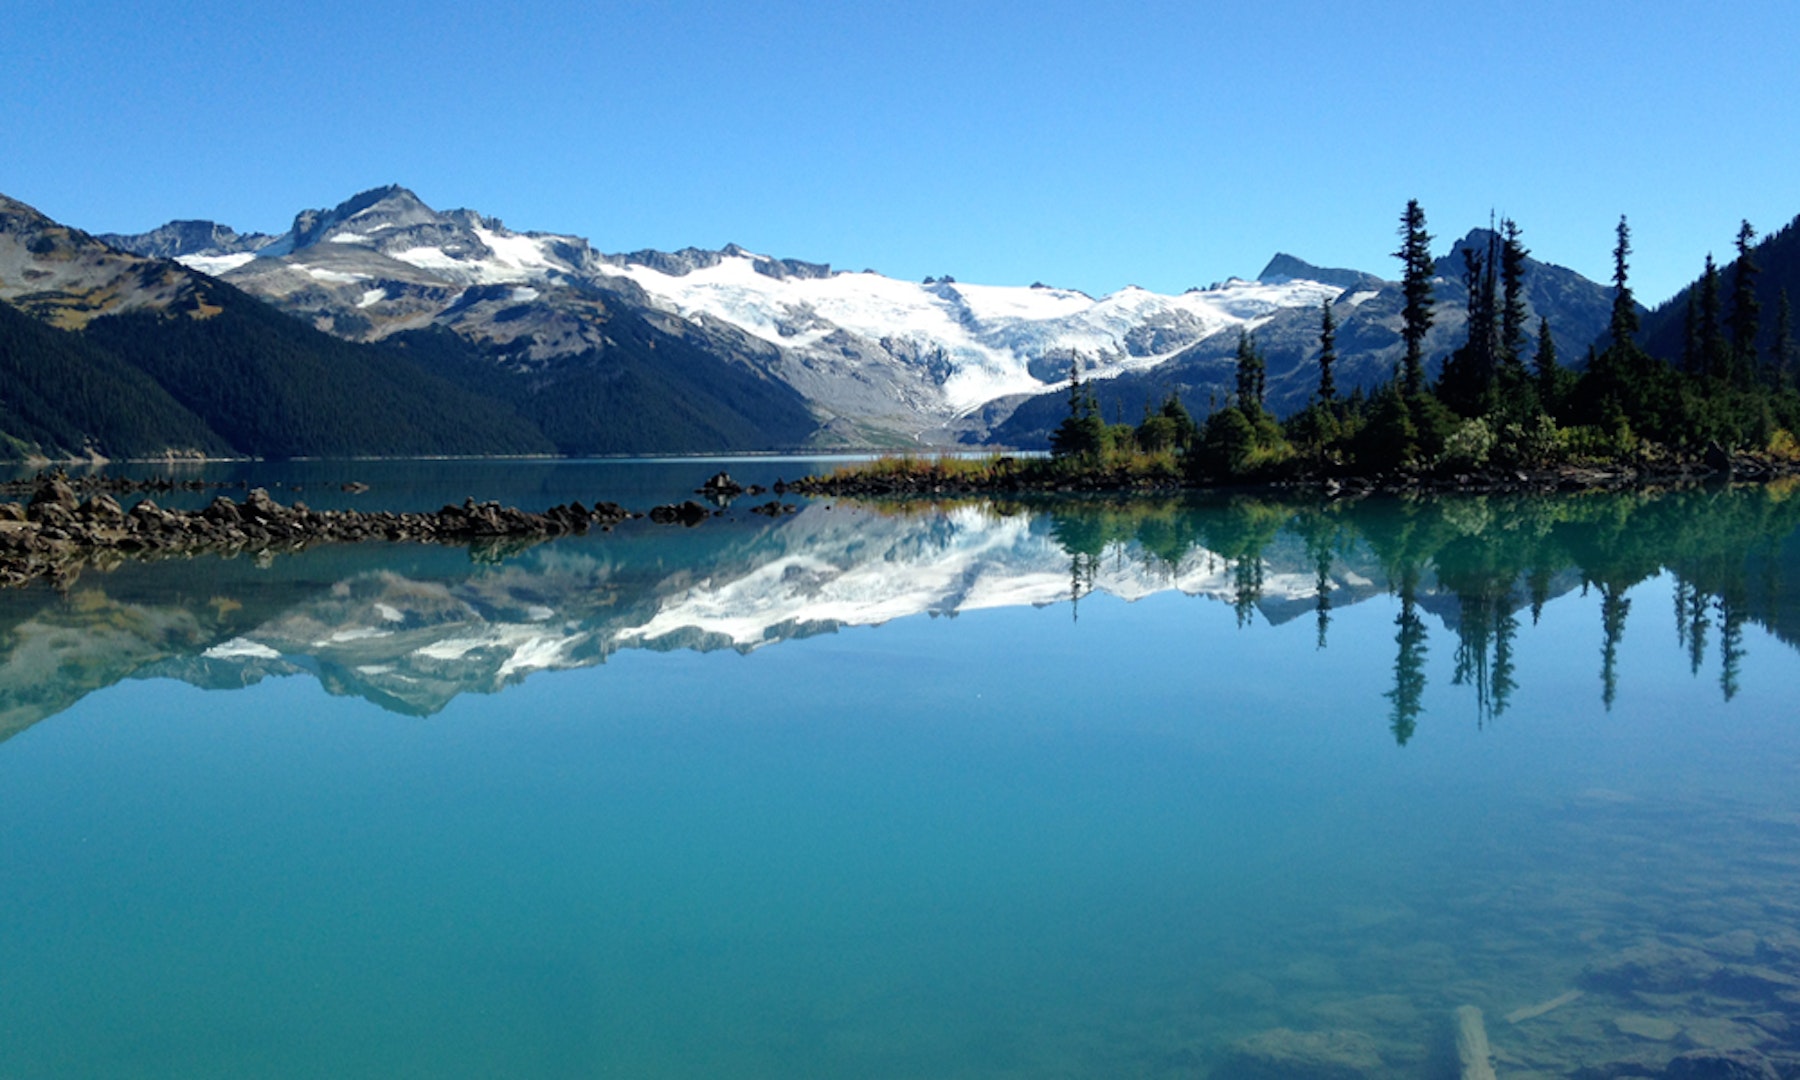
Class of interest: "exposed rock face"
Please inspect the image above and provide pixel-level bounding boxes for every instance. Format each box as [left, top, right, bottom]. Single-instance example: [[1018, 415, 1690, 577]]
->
[[96, 219, 279, 260]]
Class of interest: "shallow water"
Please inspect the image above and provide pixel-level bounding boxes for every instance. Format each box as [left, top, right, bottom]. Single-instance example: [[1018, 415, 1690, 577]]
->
[[2, 469, 1798, 1077]]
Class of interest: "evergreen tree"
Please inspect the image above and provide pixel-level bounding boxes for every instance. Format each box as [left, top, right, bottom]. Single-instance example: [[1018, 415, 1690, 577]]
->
[[1050, 358, 1104, 458], [1774, 290, 1794, 390], [1499, 217, 1530, 375], [1393, 199, 1434, 397], [1234, 329, 1267, 417], [1438, 237, 1499, 415], [1534, 315, 1561, 410], [1700, 254, 1728, 381], [1681, 292, 1701, 375], [1317, 298, 1338, 402], [1728, 220, 1761, 386], [1608, 215, 1640, 349]]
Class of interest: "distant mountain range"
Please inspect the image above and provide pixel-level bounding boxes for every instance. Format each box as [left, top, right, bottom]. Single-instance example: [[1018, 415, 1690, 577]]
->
[[0, 184, 1702, 458]]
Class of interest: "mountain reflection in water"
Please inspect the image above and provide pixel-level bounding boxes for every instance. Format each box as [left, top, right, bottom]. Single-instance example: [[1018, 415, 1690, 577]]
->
[[2, 482, 1796, 741]]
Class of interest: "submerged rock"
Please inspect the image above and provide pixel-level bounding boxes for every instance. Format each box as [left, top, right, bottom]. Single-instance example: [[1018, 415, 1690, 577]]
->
[[1583, 941, 1723, 994], [1216, 1028, 1383, 1080], [1664, 1048, 1780, 1080]]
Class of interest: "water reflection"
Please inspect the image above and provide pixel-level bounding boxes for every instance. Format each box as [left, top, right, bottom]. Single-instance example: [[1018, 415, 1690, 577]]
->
[[2, 482, 1797, 740]]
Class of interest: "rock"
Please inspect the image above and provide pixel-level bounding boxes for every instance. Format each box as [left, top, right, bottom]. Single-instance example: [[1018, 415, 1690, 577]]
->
[[1216, 1028, 1383, 1080], [1454, 1006, 1498, 1080], [1711, 965, 1800, 1001], [697, 471, 745, 498], [1583, 942, 1722, 994], [78, 493, 125, 521], [1614, 1013, 1681, 1041], [648, 501, 709, 526], [0, 502, 24, 522], [26, 474, 79, 518], [203, 495, 242, 525], [1664, 1049, 1780, 1080], [241, 488, 283, 522]]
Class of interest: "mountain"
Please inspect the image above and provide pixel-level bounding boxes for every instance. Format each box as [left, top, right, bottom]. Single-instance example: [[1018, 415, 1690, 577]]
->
[[992, 228, 1622, 446], [102, 185, 1350, 445], [24, 185, 1630, 454], [0, 194, 552, 458]]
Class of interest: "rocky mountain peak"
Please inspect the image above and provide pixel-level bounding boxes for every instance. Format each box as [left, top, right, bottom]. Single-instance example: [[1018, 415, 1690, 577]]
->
[[1257, 253, 1384, 293], [95, 218, 279, 259], [288, 184, 440, 251]]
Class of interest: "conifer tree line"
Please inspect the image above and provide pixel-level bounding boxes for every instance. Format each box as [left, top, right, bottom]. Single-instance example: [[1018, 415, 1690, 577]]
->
[[1047, 199, 1800, 481]]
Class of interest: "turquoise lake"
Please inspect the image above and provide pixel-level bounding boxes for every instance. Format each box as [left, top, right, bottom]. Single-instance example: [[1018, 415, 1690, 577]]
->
[[2, 461, 1799, 1078]]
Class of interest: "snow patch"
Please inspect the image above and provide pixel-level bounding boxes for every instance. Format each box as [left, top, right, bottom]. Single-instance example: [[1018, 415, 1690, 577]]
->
[[303, 266, 368, 285], [175, 252, 257, 276]]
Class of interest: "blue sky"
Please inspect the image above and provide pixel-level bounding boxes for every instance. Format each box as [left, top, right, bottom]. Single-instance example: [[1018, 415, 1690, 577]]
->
[[6, 0, 1797, 306]]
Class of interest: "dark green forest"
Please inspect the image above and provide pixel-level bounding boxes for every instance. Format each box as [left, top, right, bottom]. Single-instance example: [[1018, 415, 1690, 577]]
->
[[0, 275, 818, 460]]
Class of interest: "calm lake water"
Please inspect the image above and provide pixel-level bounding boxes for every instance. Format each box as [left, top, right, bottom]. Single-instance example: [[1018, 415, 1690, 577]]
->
[[2, 461, 1798, 1078]]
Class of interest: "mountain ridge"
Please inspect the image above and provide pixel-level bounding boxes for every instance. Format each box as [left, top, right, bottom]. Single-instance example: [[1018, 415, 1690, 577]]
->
[[11, 185, 1633, 456]]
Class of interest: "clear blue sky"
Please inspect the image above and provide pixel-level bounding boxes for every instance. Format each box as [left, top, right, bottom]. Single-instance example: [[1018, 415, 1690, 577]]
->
[[6, 0, 1797, 307]]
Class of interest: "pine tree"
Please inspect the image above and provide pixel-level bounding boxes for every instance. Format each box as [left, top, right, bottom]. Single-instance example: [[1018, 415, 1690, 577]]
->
[[1608, 215, 1639, 349], [1774, 290, 1794, 391], [1317, 298, 1337, 402], [1728, 220, 1761, 386], [1234, 328, 1266, 417], [1393, 199, 1434, 398], [1534, 315, 1560, 409], [1438, 237, 1499, 416], [1050, 358, 1104, 458], [1681, 292, 1701, 375], [1499, 217, 1529, 375], [1700, 254, 1728, 381]]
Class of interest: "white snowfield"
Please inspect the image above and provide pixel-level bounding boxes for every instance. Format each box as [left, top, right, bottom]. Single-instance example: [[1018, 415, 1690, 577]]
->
[[599, 253, 1343, 412], [173, 187, 1346, 422]]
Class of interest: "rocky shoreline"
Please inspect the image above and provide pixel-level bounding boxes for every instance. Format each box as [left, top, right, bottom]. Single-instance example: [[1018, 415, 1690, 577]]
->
[[0, 473, 652, 589]]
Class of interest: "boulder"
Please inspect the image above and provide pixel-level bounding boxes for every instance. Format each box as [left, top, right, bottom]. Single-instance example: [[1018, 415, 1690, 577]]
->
[[649, 501, 710, 526], [202, 495, 242, 525], [241, 488, 283, 522], [26, 474, 79, 519], [697, 471, 745, 498], [79, 493, 125, 522]]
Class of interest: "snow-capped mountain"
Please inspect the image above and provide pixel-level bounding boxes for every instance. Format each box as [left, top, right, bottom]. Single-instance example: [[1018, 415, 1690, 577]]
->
[[100, 186, 1346, 444]]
